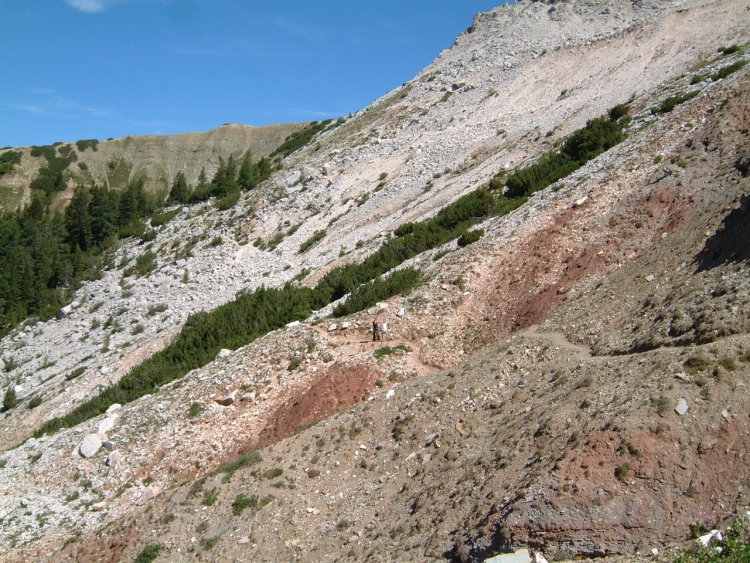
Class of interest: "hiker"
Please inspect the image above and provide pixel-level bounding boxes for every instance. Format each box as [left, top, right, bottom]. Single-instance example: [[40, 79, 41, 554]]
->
[[380, 320, 389, 340], [372, 318, 381, 341]]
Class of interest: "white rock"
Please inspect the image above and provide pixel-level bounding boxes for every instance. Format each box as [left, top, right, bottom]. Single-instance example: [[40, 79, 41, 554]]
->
[[217, 348, 232, 359], [106, 404, 121, 414], [79, 434, 103, 458], [98, 414, 117, 434], [696, 530, 723, 547], [485, 548, 532, 563], [675, 398, 689, 416]]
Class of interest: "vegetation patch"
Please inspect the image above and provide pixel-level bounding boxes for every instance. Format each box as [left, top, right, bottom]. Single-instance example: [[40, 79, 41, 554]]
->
[[652, 91, 700, 114], [271, 120, 335, 158]]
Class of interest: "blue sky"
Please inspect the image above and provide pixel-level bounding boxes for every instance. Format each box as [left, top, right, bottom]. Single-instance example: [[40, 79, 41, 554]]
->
[[1, 1, 506, 148]]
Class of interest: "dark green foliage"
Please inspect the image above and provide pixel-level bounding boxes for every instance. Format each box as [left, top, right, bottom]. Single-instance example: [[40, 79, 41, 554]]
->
[[710, 61, 747, 81], [299, 229, 327, 253], [718, 44, 743, 55], [188, 152, 271, 204], [75, 139, 99, 152], [28, 396, 43, 409], [150, 208, 180, 228], [216, 190, 240, 210], [607, 102, 630, 121], [66, 367, 85, 380], [653, 91, 700, 114], [29, 145, 77, 195], [238, 151, 271, 191], [2, 387, 17, 411], [0, 150, 22, 177], [232, 493, 259, 515], [332, 268, 421, 317], [271, 120, 334, 159], [134, 543, 164, 563], [504, 114, 627, 198], [457, 228, 484, 247], [168, 171, 190, 204], [691, 74, 705, 85]]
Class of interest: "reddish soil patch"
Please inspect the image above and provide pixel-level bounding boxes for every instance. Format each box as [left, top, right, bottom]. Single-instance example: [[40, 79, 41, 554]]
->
[[252, 363, 381, 450]]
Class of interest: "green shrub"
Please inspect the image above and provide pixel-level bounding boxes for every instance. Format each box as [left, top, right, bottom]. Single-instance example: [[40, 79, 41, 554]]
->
[[0, 150, 22, 178], [710, 60, 747, 81], [299, 230, 327, 253], [213, 451, 262, 482], [134, 543, 164, 563], [147, 303, 168, 316], [232, 493, 259, 515], [457, 228, 484, 247], [209, 236, 223, 247], [216, 190, 241, 210], [3, 387, 17, 411], [75, 139, 99, 152], [271, 120, 334, 158], [503, 114, 627, 198], [676, 514, 750, 562], [150, 208, 180, 228], [684, 356, 711, 375], [718, 44, 743, 55], [373, 346, 393, 359], [187, 402, 204, 418], [66, 367, 85, 381], [28, 396, 42, 410], [652, 91, 700, 114], [690, 74, 705, 85]]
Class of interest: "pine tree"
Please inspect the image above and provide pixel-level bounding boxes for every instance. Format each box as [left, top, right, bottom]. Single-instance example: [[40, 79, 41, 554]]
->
[[169, 171, 190, 203]]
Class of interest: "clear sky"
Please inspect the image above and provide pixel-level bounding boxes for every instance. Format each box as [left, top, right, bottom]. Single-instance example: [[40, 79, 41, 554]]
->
[[1, 0, 507, 148]]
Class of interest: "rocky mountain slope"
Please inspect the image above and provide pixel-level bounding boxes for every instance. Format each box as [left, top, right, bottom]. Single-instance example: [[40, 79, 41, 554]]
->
[[1, 0, 749, 561]]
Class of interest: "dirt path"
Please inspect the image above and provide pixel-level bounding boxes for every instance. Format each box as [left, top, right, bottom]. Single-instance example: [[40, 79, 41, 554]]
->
[[518, 324, 593, 360], [311, 323, 440, 376]]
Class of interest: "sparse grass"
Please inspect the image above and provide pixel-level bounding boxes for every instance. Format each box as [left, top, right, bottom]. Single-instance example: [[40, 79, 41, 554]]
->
[[147, 303, 168, 316], [213, 451, 262, 482], [684, 356, 711, 375], [187, 402, 204, 418], [202, 488, 218, 506], [652, 395, 671, 416]]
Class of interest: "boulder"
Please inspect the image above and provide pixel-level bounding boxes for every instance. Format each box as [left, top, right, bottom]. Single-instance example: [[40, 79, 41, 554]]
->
[[79, 434, 103, 458], [215, 391, 237, 406], [675, 398, 689, 416], [484, 549, 532, 563], [98, 414, 117, 434], [217, 348, 232, 359], [138, 485, 162, 504], [106, 451, 122, 468]]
